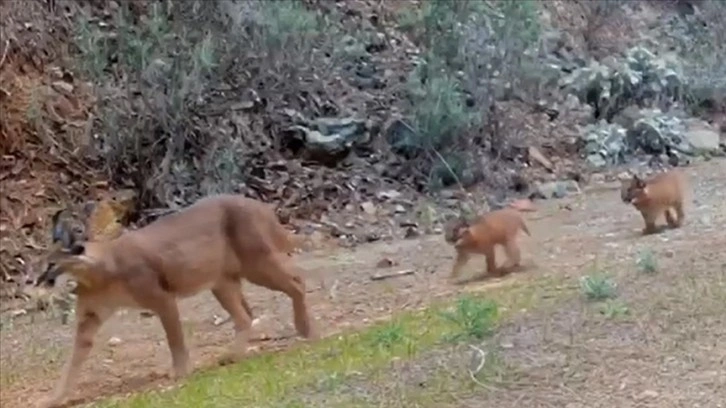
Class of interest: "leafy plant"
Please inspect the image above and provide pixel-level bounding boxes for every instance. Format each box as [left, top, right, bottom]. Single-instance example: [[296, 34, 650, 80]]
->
[[636, 248, 658, 274], [441, 296, 498, 342], [394, 0, 542, 189], [72, 0, 335, 209], [580, 274, 617, 301], [369, 321, 407, 349], [599, 299, 630, 319]]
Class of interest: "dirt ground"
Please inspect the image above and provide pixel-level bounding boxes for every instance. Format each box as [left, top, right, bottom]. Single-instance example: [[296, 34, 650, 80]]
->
[[1, 159, 725, 408]]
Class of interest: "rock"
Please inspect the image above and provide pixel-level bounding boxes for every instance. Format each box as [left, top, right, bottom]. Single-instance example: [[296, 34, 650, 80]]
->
[[586, 153, 607, 168], [527, 146, 554, 171], [360, 201, 377, 215], [394, 204, 406, 213], [51, 81, 74, 94], [562, 180, 581, 194], [377, 189, 402, 200], [287, 117, 368, 164], [530, 180, 580, 200], [683, 120, 720, 152], [637, 390, 659, 399], [612, 105, 644, 130], [629, 111, 693, 155], [108, 337, 122, 346], [376, 258, 396, 268], [590, 173, 606, 184], [404, 226, 419, 239]]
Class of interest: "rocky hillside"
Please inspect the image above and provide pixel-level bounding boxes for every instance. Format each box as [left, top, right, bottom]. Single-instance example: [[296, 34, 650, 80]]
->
[[0, 0, 724, 295]]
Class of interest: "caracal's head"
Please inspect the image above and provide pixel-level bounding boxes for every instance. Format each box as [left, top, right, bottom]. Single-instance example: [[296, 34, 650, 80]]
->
[[444, 215, 471, 245], [38, 209, 108, 290], [620, 174, 647, 205]]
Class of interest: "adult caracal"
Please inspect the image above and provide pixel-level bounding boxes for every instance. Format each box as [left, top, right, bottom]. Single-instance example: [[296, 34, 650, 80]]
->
[[620, 169, 687, 235], [35, 194, 317, 408], [444, 207, 531, 281]]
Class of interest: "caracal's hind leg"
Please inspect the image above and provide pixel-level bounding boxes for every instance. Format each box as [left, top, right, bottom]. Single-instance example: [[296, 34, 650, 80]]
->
[[247, 254, 318, 340], [483, 246, 500, 277]]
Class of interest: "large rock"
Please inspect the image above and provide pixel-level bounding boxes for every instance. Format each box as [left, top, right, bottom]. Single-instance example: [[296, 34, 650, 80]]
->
[[529, 180, 581, 200], [286, 116, 368, 163], [579, 108, 720, 168], [682, 119, 721, 152]]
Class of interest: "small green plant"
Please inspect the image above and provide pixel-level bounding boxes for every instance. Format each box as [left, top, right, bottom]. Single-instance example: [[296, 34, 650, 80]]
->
[[636, 249, 658, 274], [369, 321, 407, 349], [441, 296, 498, 342], [599, 299, 630, 319], [257, 0, 323, 51], [579, 274, 617, 301], [405, 64, 478, 152]]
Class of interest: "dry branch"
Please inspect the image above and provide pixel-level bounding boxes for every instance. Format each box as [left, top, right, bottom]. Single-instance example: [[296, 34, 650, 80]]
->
[[370, 269, 415, 281]]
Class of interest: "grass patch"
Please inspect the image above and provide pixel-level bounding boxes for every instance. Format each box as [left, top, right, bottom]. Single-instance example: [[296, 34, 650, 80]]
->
[[636, 248, 658, 274], [92, 276, 573, 408], [599, 299, 630, 319], [368, 320, 409, 350], [440, 296, 498, 342], [579, 273, 618, 301]]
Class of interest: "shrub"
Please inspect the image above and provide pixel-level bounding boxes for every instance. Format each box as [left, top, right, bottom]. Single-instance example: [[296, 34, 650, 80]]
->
[[395, 0, 541, 189], [441, 296, 499, 342], [73, 0, 332, 208], [580, 273, 617, 301], [676, 0, 726, 116], [636, 248, 658, 274]]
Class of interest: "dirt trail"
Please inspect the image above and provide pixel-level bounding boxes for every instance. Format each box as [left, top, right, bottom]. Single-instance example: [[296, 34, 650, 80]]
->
[[1, 159, 725, 408]]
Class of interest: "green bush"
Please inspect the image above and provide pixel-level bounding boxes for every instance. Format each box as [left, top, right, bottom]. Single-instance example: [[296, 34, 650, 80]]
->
[[395, 0, 541, 189], [662, 0, 726, 115], [441, 296, 499, 342], [580, 274, 618, 301]]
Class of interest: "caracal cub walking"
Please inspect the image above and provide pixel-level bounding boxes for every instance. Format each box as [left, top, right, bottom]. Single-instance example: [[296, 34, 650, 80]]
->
[[445, 207, 531, 281], [620, 168, 688, 235]]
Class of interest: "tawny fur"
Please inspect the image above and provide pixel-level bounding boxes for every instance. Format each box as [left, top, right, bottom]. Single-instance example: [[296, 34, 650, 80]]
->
[[620, 169, 687, 235], [445, 207, 531, 281], [36, 194, 318, 408]]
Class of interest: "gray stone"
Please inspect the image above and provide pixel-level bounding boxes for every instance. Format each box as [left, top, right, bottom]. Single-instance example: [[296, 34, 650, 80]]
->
[[361, 201, 377, 215], [586, 153, 607, 168], [530, 180, 579, 200], [682, 120, 721, 152], [287, 117, 368, 162]]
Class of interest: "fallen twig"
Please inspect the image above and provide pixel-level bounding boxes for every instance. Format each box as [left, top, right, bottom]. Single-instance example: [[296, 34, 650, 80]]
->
[[370, 269, 414, 281], [468, 344, 498, 391], [0, 39, 10, 72]]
